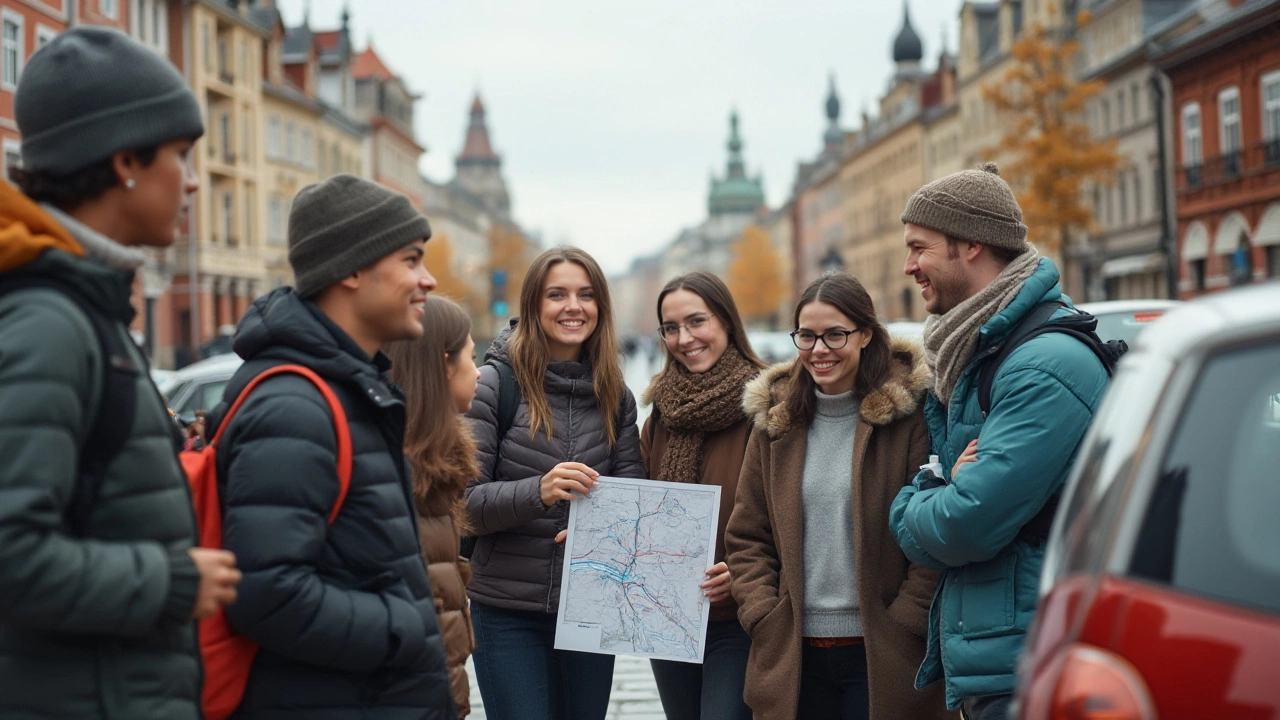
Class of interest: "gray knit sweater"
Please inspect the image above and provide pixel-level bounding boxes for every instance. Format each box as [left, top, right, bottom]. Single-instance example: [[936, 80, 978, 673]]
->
[[801, 389, 863, 637]]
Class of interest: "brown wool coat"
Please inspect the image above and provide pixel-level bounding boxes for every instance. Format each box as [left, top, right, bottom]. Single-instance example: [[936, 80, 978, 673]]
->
[[414, 430, 479, 718], [725, 338, 956, 720], [640, 411, 753, 623]]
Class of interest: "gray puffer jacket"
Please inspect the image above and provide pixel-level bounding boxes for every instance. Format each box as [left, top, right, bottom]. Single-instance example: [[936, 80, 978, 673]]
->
[[464, 319, 644, 613]]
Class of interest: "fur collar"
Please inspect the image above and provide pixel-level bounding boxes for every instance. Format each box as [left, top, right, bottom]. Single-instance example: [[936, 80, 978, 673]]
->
[[742, 336, 931, 439]]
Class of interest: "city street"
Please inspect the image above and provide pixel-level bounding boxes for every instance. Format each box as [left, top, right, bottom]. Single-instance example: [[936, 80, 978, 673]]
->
[[464, 351, 665, 720]]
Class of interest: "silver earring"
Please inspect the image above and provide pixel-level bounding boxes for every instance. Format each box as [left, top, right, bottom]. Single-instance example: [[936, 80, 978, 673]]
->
[[125, 179, 136, 189]]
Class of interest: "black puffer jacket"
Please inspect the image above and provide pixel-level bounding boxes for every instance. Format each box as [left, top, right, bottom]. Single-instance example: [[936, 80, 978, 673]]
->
[[464, 319, 644, 613], [209, 288, 455, 720]]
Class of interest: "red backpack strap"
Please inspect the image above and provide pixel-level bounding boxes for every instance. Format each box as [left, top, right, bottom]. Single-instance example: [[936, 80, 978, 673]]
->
[[210, 364, 353, 524]]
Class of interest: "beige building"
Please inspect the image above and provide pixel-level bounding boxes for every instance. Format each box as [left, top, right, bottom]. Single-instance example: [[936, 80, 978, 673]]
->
[[353, 43, 424, 206], [1077, 0, 1202, 300], [838, 4, 956, 321]]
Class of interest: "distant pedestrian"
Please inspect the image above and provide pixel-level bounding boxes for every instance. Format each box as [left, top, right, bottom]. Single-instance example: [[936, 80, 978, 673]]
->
[[0, 26, 238, 720], [726, 273, 952, 720], [890, 163, 1109, 720], [640, 272, 766, 720], [205, 174, 456, 719], [387, 296, 484, 717], [465, 247, 644, 720]]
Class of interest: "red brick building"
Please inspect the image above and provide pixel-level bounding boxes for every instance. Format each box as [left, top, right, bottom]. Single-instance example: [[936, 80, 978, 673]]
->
[[1157, 0, 1280, 298]]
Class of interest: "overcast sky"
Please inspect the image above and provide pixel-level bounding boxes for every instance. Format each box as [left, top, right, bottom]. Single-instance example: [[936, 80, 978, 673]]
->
[[277, 1, 966, 275]]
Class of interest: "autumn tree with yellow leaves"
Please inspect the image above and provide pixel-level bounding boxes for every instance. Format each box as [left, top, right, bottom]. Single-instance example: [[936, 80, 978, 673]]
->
[[422, 233, 472, 303], [727, 225, 787, 327], [983, 6, 1119, 261]]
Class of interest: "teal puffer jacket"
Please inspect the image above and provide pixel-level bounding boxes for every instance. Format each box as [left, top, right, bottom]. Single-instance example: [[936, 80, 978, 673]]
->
[[889, 259, 1108, 709]]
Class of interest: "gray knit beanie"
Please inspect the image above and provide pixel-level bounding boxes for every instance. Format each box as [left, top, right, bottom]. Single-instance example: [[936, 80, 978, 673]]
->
[[14, 26, 204, 176], [900, 162, 1029, 253], [287, 174, 433, 298]]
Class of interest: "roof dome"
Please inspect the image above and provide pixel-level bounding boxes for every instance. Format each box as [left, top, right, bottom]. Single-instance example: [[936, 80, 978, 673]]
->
[[893, 3, 924, 64]]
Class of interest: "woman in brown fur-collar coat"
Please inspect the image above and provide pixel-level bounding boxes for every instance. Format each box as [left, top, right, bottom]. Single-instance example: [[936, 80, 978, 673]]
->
[[725, 274, 954, 720], [387, 297, 484, 717]]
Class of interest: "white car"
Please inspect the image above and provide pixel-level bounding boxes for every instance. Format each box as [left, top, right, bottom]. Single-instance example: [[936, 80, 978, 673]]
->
[[1075, 299, 1181, 347], [156, 352, 243, 421]]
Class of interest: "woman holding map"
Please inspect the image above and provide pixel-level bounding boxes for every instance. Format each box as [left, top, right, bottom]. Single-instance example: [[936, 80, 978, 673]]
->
[[463, 247, 644, 720], [725, 273, 953, 720], [639, 272, 767, 720]]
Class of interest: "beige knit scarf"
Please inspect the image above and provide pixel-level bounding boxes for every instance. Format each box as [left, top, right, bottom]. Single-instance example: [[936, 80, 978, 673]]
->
[[644, 345, 759, 485], [922, 249, 1041, 406]]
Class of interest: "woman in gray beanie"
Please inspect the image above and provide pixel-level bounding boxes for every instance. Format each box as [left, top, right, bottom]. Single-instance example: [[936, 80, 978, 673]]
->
[[0, 26, 238, 720]]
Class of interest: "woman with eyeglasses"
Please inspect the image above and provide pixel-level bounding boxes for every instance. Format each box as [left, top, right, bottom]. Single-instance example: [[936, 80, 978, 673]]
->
[[640, 272, 767, 720], [725, 273, 953, 720]]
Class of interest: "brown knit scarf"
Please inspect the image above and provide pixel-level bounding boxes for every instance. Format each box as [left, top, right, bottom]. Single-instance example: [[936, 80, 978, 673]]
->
[[644, 345, 759, 485], [922, 248, 1040, 406]]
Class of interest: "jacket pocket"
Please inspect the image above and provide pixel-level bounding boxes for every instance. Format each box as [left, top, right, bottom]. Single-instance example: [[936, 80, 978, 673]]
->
[[957, 552, 1017, 638]]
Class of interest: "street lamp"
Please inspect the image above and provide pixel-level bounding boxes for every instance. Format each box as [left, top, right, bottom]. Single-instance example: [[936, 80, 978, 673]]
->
[[820, 247, 845, 276]]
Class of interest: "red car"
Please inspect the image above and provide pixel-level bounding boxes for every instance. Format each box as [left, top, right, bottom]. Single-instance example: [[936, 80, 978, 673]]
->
[[1013, 283, 1280, 720]]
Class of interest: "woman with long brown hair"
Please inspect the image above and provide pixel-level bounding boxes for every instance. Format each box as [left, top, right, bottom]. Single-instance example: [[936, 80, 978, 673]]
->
[[386, 296, 483, 717], [641, 272, 766, 720], [464, 247, 644, 720], [725, 273, 953, 720]]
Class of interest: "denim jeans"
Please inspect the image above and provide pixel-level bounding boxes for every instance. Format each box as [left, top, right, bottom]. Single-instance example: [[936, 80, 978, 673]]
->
[[470, 601, 615, 720], [649, 619, 752, 720], [961, 693, 1012, 720], [795, 643, 870, 720]]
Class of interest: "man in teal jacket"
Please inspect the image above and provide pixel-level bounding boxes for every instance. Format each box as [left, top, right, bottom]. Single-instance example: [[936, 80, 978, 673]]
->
[[889, 163, 1108, 720]]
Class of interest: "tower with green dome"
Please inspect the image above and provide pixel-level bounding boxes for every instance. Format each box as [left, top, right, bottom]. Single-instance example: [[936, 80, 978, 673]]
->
[[708, 111, 765, 217]]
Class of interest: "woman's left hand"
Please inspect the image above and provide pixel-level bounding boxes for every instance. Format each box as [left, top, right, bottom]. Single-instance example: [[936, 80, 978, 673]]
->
[[701, 562, 732, 603]]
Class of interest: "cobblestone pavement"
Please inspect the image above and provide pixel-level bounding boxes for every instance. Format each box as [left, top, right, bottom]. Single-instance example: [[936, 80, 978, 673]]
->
[[465, 654, 666, 720]]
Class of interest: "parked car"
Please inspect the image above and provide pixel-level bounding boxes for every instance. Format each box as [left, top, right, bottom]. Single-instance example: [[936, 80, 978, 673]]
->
[[747, 331, 797, 365], [1013, 283, 1280, 719], [1075, 299, 1181, 347], [157, 352, 243, 421]]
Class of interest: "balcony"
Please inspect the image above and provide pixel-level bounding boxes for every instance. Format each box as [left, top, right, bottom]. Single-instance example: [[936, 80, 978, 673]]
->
[[1182, 164, 1202, 190], [1263, 138, 1280, 168]]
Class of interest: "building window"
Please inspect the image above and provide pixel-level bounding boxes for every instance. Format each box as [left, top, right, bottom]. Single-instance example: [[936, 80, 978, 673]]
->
[[300, 129, 312, 169], [219, 113, 231, 161], [1105, 186, 1114, 227], [268, 196, 285, 245], [1263, 71, 1280, 165], [244, 186, 254, 246], [222, 192, 234, 246], [202, 23, 211, 71], [1191, 258, 1206, 291], [1269, 245, 1280, 278], [35, 25, 57, 53], [241, 114, 250, 158], [285, 122, 295, 163], [1118, 91, 1127, 128], [1131, 83, 1141, 124], [1119, 174, 1128, 226], [1181, 102, 1202, 182], [1219, 86, 1241, 178], [153, 0, 165, 48], [1101, 97, 1111, 135], [267, 115, 280, 159], [318, 139, 326, 175], [2, 12, 24, 90], [100, 0, 118, 20], [1133, 170, 1142, 221], [333, 146, 340, 175], [3, 138, 22, 181]]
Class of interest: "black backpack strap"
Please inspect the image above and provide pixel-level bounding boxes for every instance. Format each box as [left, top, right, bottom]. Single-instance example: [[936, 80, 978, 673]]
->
[[0, 276, 138, 534], [490, 359, 521, 442], [977, 301, 1066, 418]]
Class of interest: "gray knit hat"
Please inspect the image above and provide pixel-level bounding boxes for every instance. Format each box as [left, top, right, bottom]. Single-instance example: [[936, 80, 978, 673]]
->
[[14, 26, 204, 176], [900, 162, 1029, 253], [287, 174, 432, 298]]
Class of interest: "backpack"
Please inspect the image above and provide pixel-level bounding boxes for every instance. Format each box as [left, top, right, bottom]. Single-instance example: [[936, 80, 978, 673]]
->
[[459, 359, 520, 559], [181, 364, 353, 720], [0, 275, 138, 533], [973, 301, 1126, 543]]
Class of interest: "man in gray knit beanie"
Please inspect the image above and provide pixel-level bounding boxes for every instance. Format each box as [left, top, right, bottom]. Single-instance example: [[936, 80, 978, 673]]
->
[[890, 163, 1108, 720]]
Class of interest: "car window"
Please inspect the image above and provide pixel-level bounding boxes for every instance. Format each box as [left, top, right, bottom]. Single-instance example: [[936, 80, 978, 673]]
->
[[174, 379, 229, 415], [1129, 339, 1280, 615], [160, 379, 189, 403], [1091, 309, 1167, 346], [1046, 360, 1168, 585]]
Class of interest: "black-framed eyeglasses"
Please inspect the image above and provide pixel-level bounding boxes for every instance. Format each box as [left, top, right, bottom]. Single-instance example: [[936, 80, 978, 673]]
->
[[658, 314, 715, 340], [790, 328, 860, 351]]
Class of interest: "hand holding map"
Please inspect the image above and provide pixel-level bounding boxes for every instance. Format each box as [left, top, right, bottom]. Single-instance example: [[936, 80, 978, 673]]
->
[[554, 477, 721, 664]]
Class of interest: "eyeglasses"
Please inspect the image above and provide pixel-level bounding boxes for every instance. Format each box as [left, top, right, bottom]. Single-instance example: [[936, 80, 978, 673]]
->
[[790, 328, 860, 351], [659, 314, 715, 340]]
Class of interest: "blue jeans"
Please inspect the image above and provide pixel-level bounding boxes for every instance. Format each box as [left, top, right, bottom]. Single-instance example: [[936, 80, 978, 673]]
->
[[796, 643, 870, 720], [649, 619, 752, 720], [961, 694, 1012, 720], [470, 601, 615, 720]]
